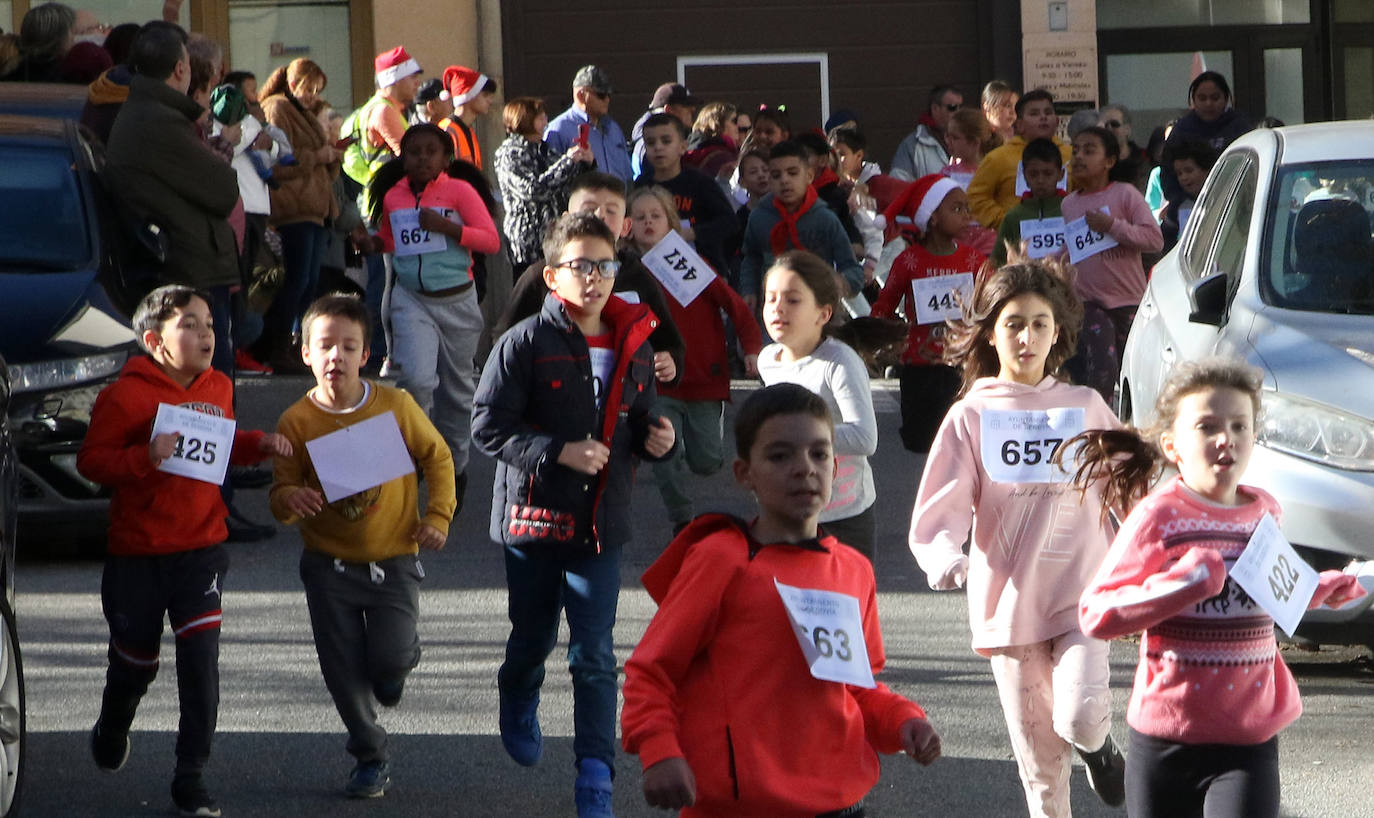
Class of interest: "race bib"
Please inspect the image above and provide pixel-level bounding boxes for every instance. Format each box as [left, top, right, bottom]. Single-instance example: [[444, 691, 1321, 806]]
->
[[389, 208, 451, 258], [1020, 217, 1066, 259], [1065, 207, 1118, 263], [774, 579, 875, 688], [911, 272, 974, 325], [641, 231, 715, 307], [151, 403, 236, 485], [305, 411, 416, 503], [1228, 513, 1319, 637], [1014, 162, 1069, 197], [980, 407, 1085, 484]]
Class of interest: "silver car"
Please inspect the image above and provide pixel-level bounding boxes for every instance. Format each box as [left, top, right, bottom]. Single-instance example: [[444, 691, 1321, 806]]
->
[[1120, 121, 1374, 648]]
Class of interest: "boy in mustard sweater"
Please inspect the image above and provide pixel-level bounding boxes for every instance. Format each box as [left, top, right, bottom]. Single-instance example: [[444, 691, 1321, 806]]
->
[[269, 294, 455, 800]]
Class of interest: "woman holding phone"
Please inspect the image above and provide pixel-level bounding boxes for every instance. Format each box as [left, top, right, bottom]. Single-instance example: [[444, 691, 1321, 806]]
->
[[493, 96, 593, 268]]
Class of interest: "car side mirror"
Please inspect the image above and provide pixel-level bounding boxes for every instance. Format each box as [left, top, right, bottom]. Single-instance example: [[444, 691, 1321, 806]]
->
[[1189, 271, 1228, 326]]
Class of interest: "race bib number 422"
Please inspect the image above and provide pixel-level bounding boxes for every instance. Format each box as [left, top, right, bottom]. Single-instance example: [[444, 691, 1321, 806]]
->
[[979, 407, 1085, 484]]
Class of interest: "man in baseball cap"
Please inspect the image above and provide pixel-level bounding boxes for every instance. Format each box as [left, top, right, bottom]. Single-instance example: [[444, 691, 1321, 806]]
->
[[544, 64, 632, 182], [631, 81, 703, 176]]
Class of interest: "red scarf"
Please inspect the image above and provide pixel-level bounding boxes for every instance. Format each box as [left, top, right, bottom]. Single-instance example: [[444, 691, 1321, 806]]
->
[[812, 166, 841, 191], [769, 186, 819, 255]]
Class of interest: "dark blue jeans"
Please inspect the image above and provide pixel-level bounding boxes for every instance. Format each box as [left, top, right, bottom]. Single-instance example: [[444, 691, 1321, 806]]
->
[[260, 221, 328, 358], [498, 543, 621, 770]]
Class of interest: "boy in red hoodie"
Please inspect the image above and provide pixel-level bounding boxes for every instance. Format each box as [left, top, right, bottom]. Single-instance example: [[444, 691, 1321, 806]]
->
[[78, 285, 291, 818], [622, 383, 940, 817]]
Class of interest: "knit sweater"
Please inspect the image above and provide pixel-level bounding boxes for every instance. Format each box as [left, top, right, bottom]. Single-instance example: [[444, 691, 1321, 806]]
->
[[870, 241, 986, 366], [967, 136, 1073, 231], [270, 383, 456, 562], [1079, 477, 1362, 745], [909, 376, 1119, 653], [1061, 181, 1163, 309], [758, 338, 876, 523], [622, 514, 926, 818]]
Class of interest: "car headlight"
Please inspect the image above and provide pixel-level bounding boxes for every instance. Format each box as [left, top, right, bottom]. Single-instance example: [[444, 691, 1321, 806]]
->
[[7, 351, 128, 394], [1258, 392, 1374, 471]]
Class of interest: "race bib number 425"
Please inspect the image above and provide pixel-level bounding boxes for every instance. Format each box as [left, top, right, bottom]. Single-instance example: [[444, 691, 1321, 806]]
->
[[979, 407, 1085, 484], [151, 403, 236, 485]]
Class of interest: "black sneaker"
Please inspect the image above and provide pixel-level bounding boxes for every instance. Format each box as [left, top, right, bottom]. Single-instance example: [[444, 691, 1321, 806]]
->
[[90, 721, 130, 772], [345, 760, 390, 798], [171, 773, 222, 817], [1079, 734, 1126, 807]]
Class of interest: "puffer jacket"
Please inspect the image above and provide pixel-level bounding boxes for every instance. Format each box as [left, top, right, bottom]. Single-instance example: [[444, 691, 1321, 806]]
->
[[261, 91, 339, 226]]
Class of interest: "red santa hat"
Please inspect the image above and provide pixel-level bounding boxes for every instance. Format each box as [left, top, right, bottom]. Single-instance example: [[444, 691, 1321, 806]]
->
[[374, 46, 421, 89], [882, 173, 962, 241], [443, 65, 490, 106]]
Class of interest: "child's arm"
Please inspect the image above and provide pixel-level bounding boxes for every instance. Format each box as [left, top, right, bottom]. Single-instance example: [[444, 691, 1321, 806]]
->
[[268, 416, 320, 525], [1309, 571, 1367, 610], [228, 428, 290, 466], [418, 182, 501, 255], [713, 279, 763, 373], [394, 390, 457, 546], [471, 332, 566, 476], [908, 411, 980, 589], [690, 174, 741, 260], [992, 209, 1021, 267], [869, 252, 911, 319], [827, 350, 878, 458], [1090, 185, 1163, 253], [1078, 502, 1228, 641], [826, 217, 865, 296], [76, 385, 159, 486], [626, 351, 677, 463]]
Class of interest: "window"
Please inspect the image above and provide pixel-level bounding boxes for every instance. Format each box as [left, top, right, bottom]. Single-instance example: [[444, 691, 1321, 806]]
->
[[0, 145, 91, 270], [1181, 152, 1250, 281], [1098, 0, 1309, 29], [1263, 160, 1374, 314]]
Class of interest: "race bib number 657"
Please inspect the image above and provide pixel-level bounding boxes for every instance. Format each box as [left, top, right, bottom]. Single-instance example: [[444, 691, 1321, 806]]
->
[[979, 407, 1085, 484]]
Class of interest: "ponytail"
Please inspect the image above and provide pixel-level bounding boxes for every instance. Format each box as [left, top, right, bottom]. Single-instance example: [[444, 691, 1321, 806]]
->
[[1060, 428, 1164, 519]]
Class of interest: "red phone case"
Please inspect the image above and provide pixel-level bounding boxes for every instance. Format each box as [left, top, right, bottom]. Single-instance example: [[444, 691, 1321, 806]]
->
[[576, 123, 590, 149]]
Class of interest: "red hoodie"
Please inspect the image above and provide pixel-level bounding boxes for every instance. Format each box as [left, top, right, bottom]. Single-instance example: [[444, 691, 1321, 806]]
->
[[622, 515, 926, 817], [77, 356, 268, 556]]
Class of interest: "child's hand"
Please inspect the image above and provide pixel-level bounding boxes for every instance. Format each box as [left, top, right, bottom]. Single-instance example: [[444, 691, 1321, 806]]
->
[[930, 555, 968, 591], [413, 523, 446, 551], [558, 440, 610, 475], [645, 416, 675, 458], [418, 208, 457, 232], [642, 757, 696, 809], [259, 433, 293, 457], [744, 354, 759, 377], [1084, 209, 1114, 233], [652, 351, 676, 383], [900, 717, 942, 766], [149, 432, 180, 465], [1311, 571, 1368, 610], [284, 486, 326, 518]]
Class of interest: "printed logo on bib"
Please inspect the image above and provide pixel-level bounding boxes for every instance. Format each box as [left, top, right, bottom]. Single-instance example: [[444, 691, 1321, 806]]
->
[[774, 579, 875, 688], [1020, 217, 1066, 259], [1014, 162, 1069, 197], [389, 208, 456, 258], [980, 407, 1085, 484], [1065, 207, 1118, 263], [911, 272, 974, 325]]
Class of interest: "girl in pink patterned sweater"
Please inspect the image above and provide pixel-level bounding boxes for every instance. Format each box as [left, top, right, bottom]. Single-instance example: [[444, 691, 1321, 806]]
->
[[1073, 359, 1365, 818]]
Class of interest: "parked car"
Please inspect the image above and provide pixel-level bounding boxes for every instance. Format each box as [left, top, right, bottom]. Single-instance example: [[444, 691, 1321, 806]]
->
[[0, 352, 27, 816], [1119, 120, 1374, 648], [0, 114, 139, 546]]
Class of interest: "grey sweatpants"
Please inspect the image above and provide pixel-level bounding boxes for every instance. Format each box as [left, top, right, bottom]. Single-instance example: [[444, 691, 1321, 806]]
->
[[387, 283, 483, 473], [299, 549, 423, 763]]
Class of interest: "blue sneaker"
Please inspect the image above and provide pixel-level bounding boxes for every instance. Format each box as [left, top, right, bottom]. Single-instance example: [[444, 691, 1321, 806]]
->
[[499, 689, 542, 766], [345, 760, 390, 798], [574, 758, 614, 818]]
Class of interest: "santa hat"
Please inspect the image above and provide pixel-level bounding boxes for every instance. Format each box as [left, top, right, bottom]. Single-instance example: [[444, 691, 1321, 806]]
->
[[374, 46, 421, 89], [883, 173, 961, 241], [443, 65, 489, 106]]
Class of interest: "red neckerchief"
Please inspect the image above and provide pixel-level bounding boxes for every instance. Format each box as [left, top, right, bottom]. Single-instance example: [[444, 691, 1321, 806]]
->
[[811, 167, 840, 191], [769, 186, 819, 255], [1019, 189, 1069, 202]]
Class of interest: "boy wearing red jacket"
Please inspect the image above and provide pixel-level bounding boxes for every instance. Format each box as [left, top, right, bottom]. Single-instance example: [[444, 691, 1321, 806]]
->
[[622, 383, 940, 817], [78, 285, 291, 818]]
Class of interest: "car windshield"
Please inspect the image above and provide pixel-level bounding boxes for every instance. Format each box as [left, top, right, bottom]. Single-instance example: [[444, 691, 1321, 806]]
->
[[1264, 160, 1374, 315], [0, 144, 92, 271]]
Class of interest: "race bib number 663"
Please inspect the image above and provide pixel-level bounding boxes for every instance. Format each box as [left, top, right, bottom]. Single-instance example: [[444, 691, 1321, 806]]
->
[[979, 407, 1085, 484], [774, 579, 875, 688]]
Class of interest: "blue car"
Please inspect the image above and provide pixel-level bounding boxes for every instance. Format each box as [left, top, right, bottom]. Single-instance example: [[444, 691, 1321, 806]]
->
[[0, 113, 140, 545]]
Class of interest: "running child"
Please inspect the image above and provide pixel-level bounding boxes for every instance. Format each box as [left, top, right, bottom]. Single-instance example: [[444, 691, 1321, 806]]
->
[[636, 112, 739, 279], [1073, 359, 1365, 818], [366, 123, 500, 510], [1158, 140, 1217, 253], [908, 259, 1127, 817], [968, 89, 1072, 230], [79, 285, 292, 818], [870, 174, 985, 453], [758, 251, 878, 561], [626, 186, 762, 532], [1060, 125, 1162, 403], [991, 138, 1066, 267], [270, 294, 456, 799], [622, 383, 941, 816]]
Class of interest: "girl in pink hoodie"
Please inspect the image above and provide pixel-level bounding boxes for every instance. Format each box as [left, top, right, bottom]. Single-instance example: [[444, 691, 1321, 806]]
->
[[909, 258, 1125, 817], [1072, 360, 1365, 817]]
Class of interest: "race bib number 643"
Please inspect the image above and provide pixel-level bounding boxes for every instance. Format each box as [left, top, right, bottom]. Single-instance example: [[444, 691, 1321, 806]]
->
[[979, 407, 1085, 484]]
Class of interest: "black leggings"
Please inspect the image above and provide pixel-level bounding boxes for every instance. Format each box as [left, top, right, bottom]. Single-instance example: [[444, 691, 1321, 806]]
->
[[1126, 728, 1280, 818]]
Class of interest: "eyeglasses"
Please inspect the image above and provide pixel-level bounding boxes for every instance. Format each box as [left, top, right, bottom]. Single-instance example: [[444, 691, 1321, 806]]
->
[[1104, 119, 1123, 129], [555, 257, 621, 280]]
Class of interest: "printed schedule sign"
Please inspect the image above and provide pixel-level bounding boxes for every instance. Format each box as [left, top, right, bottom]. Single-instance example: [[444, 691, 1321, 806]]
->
[[389, 208, 455, 258], [774, 579, 875, 688], [979, 407, 1085, 484], [911, 272, 974, 325], [305, 411, 416, 503], [1229, 513, 1319, 637], [1020, 217, 1066, 259], [642, 231, 715, 307], [1065, 207, 1118, 263], [151, 403, 236, 485]]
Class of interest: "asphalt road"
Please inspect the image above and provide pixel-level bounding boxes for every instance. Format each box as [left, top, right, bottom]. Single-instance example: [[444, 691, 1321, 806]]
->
[[14, 375, 1374, 817]]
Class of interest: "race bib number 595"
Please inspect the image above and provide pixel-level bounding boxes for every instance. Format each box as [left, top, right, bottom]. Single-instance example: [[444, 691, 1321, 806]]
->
[[979, 407, 1085, 484]]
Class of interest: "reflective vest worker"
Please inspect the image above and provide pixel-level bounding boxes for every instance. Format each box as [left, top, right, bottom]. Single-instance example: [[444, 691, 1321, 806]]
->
[[342, 45, 423, 215]]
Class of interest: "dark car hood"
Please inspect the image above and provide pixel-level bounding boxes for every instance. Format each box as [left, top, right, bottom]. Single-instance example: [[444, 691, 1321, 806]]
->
[[0, 270, 136, 365]]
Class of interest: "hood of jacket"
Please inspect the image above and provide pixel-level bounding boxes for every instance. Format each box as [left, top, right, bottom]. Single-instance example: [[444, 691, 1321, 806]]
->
[[965, 374, 1077, 400], [87, 64, 132, 105]]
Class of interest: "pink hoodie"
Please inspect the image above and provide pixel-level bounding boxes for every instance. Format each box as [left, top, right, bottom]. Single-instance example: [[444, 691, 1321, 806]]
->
[[909, 376, 1120, 653]]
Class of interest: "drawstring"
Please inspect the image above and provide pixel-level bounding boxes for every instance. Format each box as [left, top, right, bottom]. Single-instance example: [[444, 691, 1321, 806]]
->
[[333, 557, 390, 584]]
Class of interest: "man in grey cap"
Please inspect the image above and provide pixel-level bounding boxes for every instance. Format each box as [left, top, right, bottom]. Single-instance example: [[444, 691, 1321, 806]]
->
[[545, 64, 633, 182]]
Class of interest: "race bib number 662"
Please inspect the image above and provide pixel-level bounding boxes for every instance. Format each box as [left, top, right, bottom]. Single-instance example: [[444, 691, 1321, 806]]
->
[[979, 407, 1085, 484]]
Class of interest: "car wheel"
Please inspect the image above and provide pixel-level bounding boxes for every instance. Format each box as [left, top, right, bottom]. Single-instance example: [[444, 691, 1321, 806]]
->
[[0, 598, 23, 817]]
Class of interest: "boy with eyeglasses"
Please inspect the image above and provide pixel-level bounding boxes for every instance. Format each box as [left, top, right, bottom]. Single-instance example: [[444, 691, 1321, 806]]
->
[[472, 211, 677, 818]]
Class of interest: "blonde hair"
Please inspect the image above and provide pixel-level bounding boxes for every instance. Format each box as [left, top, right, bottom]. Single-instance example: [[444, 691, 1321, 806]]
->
[[947, 107, 1000, 155], [260, 57, 327, 100], [626, 186, 683, 236]]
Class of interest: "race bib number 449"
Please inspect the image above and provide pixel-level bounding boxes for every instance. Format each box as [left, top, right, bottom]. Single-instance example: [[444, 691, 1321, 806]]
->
[[911, 272, 974, 325], [774, 579, 875, 688], [979, 407, 1085, 484]]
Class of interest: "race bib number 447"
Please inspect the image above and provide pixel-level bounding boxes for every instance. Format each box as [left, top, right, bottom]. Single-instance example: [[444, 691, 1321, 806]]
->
[[774, 579, 875, 688], [979, 407, 1085, 484]]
